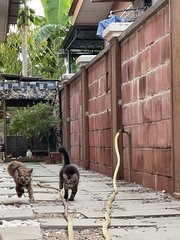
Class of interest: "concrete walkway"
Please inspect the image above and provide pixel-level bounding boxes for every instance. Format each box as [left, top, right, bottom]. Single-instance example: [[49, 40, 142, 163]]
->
[[0, 162, 180, 239]]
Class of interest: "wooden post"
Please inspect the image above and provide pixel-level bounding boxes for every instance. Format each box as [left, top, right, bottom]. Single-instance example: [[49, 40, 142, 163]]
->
[[171, 0, 180, 197], [110, 38, 123, 177], [81, 67, 90, 170]]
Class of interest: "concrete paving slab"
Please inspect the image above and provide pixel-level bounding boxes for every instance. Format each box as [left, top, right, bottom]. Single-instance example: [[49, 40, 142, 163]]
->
[[33, 205, 64, 214], [117, 201, 180, 209], [75, 191, 160, 202], [91, 182, 115, 188], [32, 168, 59, 174], [0, 226, 42, 240], [34, 193, 59, 201], [0, 182, 14, 188], [0, 189, 16, 195], [33, 176, 58, 183], [39, 217, 163, 230], [71, 203, 180, 218], [41, 165, 62, 172], [0, 187, 57, 196], [103, 192, 161, 201], [110, 216, 180, 227], [39, 218, 104, 229], [61, 192, 108, 202], [33, 187, 57, 193], [1, 162, 180, 240], [45, 182, 60, 189], [78, 209, 105, 218], [68, 198, 105, 209], [0, 197, 30, 205], [112, 210, 180, 218], [67, 200, 106, 218], [0, 208, 33, 220], [33, 173, 57, 177], [109, 226, 180, 240], [30, 166, 59, 177], [111, 202, 180, 218]]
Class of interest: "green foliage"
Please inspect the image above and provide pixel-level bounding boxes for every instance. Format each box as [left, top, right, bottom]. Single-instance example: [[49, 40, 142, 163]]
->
[[41, 0, 72, 26], [0, 0, 74, 77], [29, 29, 66, 78], [9, 102, 60, 141], [35, 24, 57, 44], [0, 32, 22, 74], [34, 0, 73, 75], [33, 23, 68, 77], [0, 27, 65, 78]]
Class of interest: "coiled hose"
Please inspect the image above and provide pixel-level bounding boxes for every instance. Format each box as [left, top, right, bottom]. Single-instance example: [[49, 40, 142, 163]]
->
[[102, 131, 121, 240]]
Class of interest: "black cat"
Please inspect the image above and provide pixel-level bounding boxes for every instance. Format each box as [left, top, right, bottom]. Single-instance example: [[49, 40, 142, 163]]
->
[[59, 146, 80, 201]]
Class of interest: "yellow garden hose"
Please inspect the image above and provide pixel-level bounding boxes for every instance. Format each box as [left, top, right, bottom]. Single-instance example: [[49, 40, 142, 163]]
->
[[38, 131, 121, 240], [102, 131, 121, 240], [37, 183, 75, 240]]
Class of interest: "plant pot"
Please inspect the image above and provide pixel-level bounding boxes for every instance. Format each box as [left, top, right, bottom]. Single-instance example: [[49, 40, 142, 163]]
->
[[44, 156, 53, 164], [50, 152, 62, 164]]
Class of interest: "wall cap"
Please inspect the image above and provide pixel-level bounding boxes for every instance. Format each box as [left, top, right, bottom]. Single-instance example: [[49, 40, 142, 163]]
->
[[76, 55, 96, 67], [103, 22, 133, 42], [61, 73, 75, 82]]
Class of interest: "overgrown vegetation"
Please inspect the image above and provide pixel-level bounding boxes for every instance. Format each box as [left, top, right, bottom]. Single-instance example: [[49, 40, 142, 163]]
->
[[0, 0, 73, 78], [9, 102, 60, 153]]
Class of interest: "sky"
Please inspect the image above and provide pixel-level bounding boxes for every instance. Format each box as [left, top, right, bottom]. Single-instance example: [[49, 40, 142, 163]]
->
[[28, 0, 44, 16]]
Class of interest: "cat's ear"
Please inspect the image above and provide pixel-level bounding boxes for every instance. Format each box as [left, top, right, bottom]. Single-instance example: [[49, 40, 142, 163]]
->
[[71, 174, 78, 181], [63, 173, 68, 180], [28, 169, 33, 174]]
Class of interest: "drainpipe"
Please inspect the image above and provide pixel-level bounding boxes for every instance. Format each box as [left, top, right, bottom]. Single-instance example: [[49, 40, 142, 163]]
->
[[120, 126, 132, 182]]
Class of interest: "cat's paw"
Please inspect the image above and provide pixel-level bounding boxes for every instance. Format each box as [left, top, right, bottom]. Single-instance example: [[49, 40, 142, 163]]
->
[[17, 193, 22, 198], [29, 198, 34, 203], [69, 197, 74, 201], [64, 195, 68, 200]]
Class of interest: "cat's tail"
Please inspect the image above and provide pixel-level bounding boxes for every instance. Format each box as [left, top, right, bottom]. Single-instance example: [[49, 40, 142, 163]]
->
[[58, 146, 70, 165], [7, 161, 23, 177]]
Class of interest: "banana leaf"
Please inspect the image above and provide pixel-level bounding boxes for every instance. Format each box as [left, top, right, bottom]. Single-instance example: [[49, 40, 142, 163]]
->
[[40, 0, 72, 25], [35, 24, 57, 44]]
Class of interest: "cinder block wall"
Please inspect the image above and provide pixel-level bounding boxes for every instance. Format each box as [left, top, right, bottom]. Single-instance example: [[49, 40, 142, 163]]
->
[[60, 1, 173, 193], [121, 4, 172, 192], [69, 78, 83, 167], [88, 56, 112, 176]]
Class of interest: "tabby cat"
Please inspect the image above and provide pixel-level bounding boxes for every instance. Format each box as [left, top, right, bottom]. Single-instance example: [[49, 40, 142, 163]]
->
[[7, 161, 34, 202], [59, 146, 80, 201]]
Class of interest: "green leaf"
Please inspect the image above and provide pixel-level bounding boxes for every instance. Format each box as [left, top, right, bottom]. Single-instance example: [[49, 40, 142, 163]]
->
[[35, 24, 57, 44], [40, 0, 72, 25]]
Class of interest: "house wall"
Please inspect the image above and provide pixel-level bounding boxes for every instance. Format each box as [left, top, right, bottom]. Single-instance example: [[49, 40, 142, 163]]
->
[[60, 0, 173, 193]]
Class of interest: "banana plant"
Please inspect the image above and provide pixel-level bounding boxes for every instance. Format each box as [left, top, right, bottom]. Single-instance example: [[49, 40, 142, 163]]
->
[[35, 0, 72, 48], [33, 0, 73, 74]]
